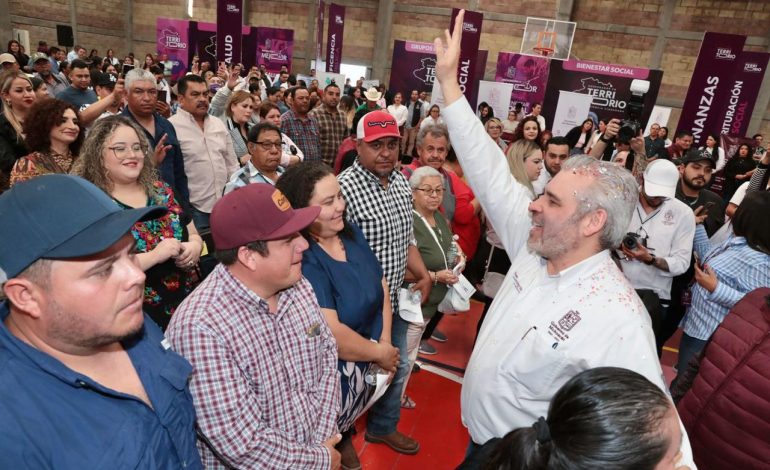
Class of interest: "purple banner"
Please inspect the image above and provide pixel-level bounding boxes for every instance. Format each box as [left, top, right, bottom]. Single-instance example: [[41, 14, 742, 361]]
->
[[450, 8, 484, 109], [241, 26, 258, 71], [677, 32, 746, 146], [156, 18, 190, 81], [316, 0, 325, 67], [325, 3, 345, 73], [216, 0, 243, 65], [188, 21, 217, 71], [542, 59, 663, 129], [718, 51, 769, 137], [388, 40, 436, 95], [257, 27, 294, 73], [495, 52, 549, 112]]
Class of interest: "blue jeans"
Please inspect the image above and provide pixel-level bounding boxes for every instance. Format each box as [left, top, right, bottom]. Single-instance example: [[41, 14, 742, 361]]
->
[[367, 314, 410, 436], [190, 206, 211, 233], [676, 332, 708, 376]]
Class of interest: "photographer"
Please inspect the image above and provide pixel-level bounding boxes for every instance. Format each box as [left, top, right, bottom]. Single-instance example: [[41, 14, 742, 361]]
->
[[589, 117, 650, 180], [619, 160, 696, 337]]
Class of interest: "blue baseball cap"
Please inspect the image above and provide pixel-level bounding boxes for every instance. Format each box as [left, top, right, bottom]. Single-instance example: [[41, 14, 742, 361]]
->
[[0, 175, 167, 281]]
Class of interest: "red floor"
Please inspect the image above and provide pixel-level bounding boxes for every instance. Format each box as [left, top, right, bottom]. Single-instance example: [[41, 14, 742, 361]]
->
[[351, 299, 684, 469]]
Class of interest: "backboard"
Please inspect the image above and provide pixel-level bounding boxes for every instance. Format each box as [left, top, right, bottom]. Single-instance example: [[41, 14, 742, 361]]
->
[[520, 17, 576, 61]]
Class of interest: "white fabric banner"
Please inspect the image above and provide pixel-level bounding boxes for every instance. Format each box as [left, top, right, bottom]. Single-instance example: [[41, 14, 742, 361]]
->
[[477, 80, 514, 122], [644, 105, 672, 136], [317, 71, 346, 88], [552, 91, 594, 137]]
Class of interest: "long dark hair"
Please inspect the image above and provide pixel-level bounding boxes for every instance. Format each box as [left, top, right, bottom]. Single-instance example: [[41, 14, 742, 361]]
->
[[485, 367, 672, 470], [732, 191, 770, 256], [275, 161, 354, 239]]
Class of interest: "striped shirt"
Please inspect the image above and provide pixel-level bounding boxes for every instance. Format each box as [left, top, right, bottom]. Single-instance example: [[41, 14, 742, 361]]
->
[[338, 160, 413, 310], [166, 264, 340, 469], [280, 109, 322, 162], [682, 225, 770, 340]]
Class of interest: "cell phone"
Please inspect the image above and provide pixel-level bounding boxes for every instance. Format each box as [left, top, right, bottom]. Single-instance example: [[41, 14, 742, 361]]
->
[[121, 64, 134, 77], [693, 251, 701, 268], [157, 89, 167, 102], [704, 201, 716, 210]]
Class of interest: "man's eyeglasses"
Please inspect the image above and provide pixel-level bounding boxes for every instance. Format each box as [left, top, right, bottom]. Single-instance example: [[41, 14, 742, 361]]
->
[[108, 144, 144, 160], [253, 141, 282, 151], [414, 187, 444, 197]]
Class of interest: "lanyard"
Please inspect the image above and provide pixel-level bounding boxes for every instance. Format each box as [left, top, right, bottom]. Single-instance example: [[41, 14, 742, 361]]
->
[[635, 205, 662, 229], [414, 210, 449, 270]]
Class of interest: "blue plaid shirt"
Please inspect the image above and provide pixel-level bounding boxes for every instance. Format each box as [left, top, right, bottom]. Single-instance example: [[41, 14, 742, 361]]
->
[[280, 110, 322, 162], [682, 225, 770, 340]]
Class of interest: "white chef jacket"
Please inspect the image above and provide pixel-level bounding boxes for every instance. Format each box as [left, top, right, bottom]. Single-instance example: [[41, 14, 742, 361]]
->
[[442, 96, 696, 467], [620, 198, 696, 300]]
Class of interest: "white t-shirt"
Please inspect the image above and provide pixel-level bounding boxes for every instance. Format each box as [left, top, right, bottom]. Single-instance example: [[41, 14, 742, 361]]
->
[[387, 104, 408, 127], [442, 96, 695, 467]]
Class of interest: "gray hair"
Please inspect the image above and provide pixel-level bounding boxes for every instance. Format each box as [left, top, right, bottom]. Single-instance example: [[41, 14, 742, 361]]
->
[[563, 155, 639, 249], [124, 68, 156, 90], [416, 123, 450, 150], [408, 166, 442, 189]]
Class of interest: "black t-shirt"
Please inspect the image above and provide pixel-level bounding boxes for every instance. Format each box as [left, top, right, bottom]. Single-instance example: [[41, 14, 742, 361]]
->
[[675, 184, 725, 237]]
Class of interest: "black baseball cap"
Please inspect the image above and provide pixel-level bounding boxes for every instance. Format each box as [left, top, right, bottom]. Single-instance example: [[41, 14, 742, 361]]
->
[[94, 72, 118, 88], [679, 148, 715, 168]]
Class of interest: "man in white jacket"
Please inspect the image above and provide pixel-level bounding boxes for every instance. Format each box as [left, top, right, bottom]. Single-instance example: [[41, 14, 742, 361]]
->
[[434, 11, 695, 469]]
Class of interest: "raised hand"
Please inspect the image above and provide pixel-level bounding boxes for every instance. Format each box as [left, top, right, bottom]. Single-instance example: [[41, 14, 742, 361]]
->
[[433, 10, 464, 105]]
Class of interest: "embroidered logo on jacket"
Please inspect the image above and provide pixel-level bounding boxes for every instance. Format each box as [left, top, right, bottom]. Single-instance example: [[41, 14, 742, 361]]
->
[[547, 310, 582, 342]]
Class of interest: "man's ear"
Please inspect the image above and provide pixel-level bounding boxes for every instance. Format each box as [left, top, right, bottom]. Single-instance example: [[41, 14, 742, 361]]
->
[[582, 208, 608, 240], [3, 278, 46, 319]]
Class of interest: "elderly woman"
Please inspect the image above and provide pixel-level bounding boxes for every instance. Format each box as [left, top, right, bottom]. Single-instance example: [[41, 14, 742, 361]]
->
[[10, 98, 83, 186], [676, 191, 770, 375], [485, 117, 506, 151], [0, 71, 36, 190], [275, 162, 399, 470], [73, 115, 202, 330], [401, 166, 463, 407], [258, 101, 303, 167]]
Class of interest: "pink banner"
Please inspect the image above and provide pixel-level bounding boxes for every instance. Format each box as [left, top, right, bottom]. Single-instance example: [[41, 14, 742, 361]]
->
[[156, 18, 190, 81], [450, 8, 484, 109], [257, 27, 294, 73], [325, 3, 345, 73], [718, 51, 769, 137], [216, 0, 243, 65], [562, 59, 650, 79], [495, 52, 549, 112], [677, 32, 746, 146]]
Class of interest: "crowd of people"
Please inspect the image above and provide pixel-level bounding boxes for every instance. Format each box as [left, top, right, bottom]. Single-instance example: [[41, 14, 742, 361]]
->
[[1, 13, 770, 469]]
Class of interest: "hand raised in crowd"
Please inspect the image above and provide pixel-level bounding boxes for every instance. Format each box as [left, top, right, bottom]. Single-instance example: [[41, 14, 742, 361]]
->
[[375, 342, 400, 373], [693, 205, 709, 225], [435, 269, 459, 285], [155, 100, 171, 118], [217, 62, 229, 82], [111, 77, 126, 106], [152, 237, 183, 265], [693, 261, 718, 293], [226, 66, 239, 90], [153, 133, 172, 165], [191, 58, 200, 75], [321, 434, 342, 470], [604, 118, 621, 140], [629, 133, 646, 157], [433, 10, 464, 104]]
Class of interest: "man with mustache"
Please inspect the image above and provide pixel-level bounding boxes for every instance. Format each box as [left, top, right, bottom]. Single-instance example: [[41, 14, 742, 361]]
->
[[170, 74, 237, 232], [0, 175, 201, 468]]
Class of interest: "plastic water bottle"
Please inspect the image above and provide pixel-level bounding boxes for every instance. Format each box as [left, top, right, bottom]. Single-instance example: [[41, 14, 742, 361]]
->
[[407, 283, 422, 304], [446, 235, 460, 269]]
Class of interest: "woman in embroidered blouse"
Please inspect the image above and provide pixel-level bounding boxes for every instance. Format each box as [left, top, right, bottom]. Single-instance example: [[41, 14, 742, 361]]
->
[[10, 98, 83, 187], [276, 162, 399, 469], [73, 116, 202, 330]]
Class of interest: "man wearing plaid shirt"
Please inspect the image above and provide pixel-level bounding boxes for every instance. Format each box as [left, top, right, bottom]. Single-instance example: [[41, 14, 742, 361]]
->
[[166, 183, 343, 469], [338, 111, 431, 455], [310, 83, 347, 167], [281, 87, 323, 162]]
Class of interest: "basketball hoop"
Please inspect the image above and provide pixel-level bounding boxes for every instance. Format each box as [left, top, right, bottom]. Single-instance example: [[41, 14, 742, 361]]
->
[[520, 17, 575, 61], [532, 47, 554, 58]]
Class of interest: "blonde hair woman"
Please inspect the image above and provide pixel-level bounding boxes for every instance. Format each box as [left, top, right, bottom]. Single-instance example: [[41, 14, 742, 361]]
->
[[0, 71, 36, 190]]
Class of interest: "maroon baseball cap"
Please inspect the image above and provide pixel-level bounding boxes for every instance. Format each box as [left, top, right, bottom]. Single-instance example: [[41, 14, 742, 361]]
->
[[211, 183, 320, 250], [356, 110, 401, 142]]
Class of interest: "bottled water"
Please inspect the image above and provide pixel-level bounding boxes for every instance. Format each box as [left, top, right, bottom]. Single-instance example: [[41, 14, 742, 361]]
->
[[446, 235, 460, 269]]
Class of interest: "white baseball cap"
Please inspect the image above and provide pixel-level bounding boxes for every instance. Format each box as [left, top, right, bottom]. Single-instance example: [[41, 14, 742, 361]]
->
[[643, 159, 679, 198]]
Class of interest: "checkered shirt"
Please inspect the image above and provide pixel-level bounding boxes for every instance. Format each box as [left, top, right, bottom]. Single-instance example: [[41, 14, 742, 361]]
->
[[280, 110, 323, 162], [165, 264, 340, 469], [310, 107, 348, 166], [338, 160, 413, 310]]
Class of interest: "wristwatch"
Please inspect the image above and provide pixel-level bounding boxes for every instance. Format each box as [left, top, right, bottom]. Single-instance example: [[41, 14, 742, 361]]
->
[[599, 134, 612, 144], [644, 254, 656, 266]]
